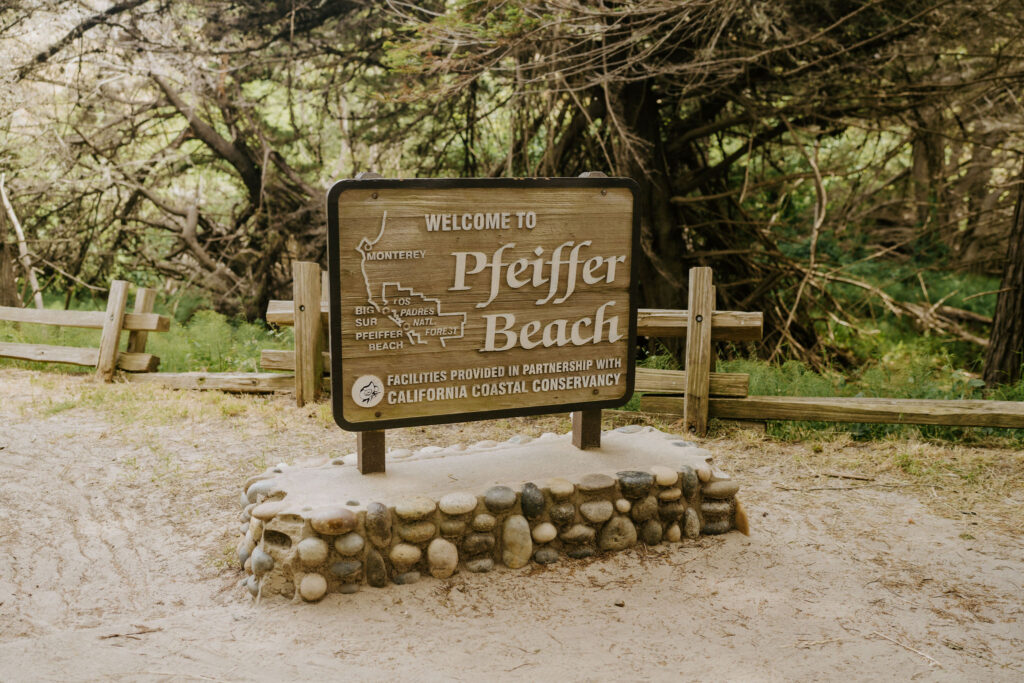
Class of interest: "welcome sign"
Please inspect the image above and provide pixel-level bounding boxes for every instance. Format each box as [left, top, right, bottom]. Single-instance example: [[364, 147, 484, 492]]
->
[[327, 177, 638, 430]]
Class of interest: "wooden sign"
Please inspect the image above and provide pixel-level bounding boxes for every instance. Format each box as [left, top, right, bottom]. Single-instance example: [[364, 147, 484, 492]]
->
[[327, 177, 638, 431]]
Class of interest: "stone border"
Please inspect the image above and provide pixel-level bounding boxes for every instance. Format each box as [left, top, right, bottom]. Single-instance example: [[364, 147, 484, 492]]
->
[[235, 429, 746, 601]]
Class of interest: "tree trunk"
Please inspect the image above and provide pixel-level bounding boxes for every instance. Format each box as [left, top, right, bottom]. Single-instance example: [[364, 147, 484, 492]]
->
[[983, 163, 1024, 386], [0, 206, 21, 307]]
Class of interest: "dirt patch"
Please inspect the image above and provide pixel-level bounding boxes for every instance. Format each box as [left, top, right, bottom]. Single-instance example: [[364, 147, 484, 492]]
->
[[0, 369, 1021, 681]]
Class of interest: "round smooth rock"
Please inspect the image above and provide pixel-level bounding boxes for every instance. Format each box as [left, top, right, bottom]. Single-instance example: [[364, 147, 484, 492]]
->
[[462, 533, 495, 556], [251, 500, 285, 522], [614, 424, 643, 433], [329, 560, 362, 581], [297, 537, 330, 566], [614, 498, 631, 514], [658, 487, 682, 501], [249, 519, 264, 538], [598, 516, 637, 551], [502, 515, 532, 569], [241, 503, 256, 521], [696, 465, 712, 483], [393, 571, 421, 585], [531, 522, 557, 544], [701, 500, 732, 518], [703, 480, 741, 499], [439, 492, 478, 516], [665, 522, 682, 543], [339, 583, 360, 594], [471, 513, 496, 532], [533, 547, 559, 564], [549, 503, 575, 526], [484, 486, 516, 513], [299, 573, 327, 602], [365, 502, 392, 547], [365, 549, 388, 587], [246, 479, 278, 503], [679, 465, 699, 499], [617, 470, 654, 498], [389, 543, 422, 571], [684, 507, 701, 539], [427, 538, 459, 579], [650, 465, 678, 486], [398, 521, 436, 544], [250, 547, 274, 575], [702, 518, 732, 535], [640, 519, 663, 546], [520, 483, 545, 519], [630, 496, 658, 522], [239, 522, 250, 535], [465, 558, 494, 573], [659, 502, 686, 523], [239, 491, 250, 509], [547, 478, 575, 500], [236, 538, 255, 568], [566, 546, 595, 559], [310, 506, 357, 535], [578, 473, 616, 493], [417, 446, 444, 456], [560, 524, 595, 544], [395, 496, 436, 521], [440, 520, 467, 537], [507, 434, 533, 444], [245, 575, 259, 597], [334, 532, 365, 556], [580, 500, 614, 524], [388, 448, 413, 460]]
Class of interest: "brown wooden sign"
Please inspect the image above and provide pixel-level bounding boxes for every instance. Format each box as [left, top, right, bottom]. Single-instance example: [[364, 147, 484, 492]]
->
[[327, 177, 638, 431]]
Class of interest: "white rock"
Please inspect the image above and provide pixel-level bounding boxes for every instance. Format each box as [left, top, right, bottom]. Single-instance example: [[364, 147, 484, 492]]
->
[[427, 538, 458, 579], [615, 498, 631, 513], [439, 492, 478, 516], [547, 478, 575, 499], [650, 465, 678, 486], [665, 523, 682, 543], [299, 573, 327, 602], [502, 516, 532, 569], [296, 537, 329, 566], [531, 522, 557, 544], [696, 465, 712, 482], [390, 543, 422, 571], [334, 532, 365, 556]]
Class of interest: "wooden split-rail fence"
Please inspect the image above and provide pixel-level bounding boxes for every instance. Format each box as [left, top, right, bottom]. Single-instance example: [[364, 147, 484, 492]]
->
[[263, 262, 1024, 435], [0, 281, 169, 381]]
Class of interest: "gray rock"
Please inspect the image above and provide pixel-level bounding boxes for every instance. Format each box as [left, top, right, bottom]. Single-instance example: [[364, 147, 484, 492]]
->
[[365, 502, 392, 548], [339, 583, 360, 594], [533, 547, 559, 564], [671, 440, 698, 448], [250, 547, 274, 575], [614, 424, 643, 433], [566, 546, 595, 559], [334, 532, 365, 556], [598, 516, 637, 551], [703, 480, 741, 499], [701, 500, 732, 519], [398, 521, 436, 544], [239, 490, 250, 509], [580, 500, 614, 524], [393, 571, 421, 585], [630, 496, 658, 522], [471, 513, 497, 532], [464, 558, 494, 573], [245, 575, 259, 597], [508, 434, 534, 444], [684, 507, 700, 539], [640, 519, 663, 545], [365, 549, 388, 587], [679, 465, 699, 499], [440, 520, 467, 537], [427, 538, 459, 579], [329, 560, 362, 581], [578, 473, 616, 493], [560, 524, 595, 544], [484, 486, 516, 513], [549, 502, 575, 526], [659, 502, 686, 523], [394, 496, 436, 521], [462, 533, 495, 556], [237, 539, 254, 568], [502, 515, 532, 569], [520, 483, 545, 519], [702, 518, 732, 535], [617, 470, 654, 498]]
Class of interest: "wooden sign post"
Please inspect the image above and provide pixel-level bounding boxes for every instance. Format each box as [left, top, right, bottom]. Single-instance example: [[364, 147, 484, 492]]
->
[[327, 175, 639, 473]]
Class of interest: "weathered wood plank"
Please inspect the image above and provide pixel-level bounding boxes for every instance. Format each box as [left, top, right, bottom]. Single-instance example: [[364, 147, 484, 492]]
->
[[683, 267, 714, 435], [96, 280, 129, 382], [0, 305, 169, 332], [640, 395, 1024, 429], [116, 352, 159, 372], [634, 368, 749, 397], [0, 341, 156, 371], [259, 349, 330, 373], [293, 262, 324, 406], [124, 372, 295, 393], [127, 288, 157, 354], [636, 309, 763, 341]]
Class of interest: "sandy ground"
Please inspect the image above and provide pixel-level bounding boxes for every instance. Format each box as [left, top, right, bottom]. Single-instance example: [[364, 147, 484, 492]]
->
[[0, 368, 1022, 682]]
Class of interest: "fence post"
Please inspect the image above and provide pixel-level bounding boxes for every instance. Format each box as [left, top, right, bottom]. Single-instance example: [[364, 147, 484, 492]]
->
[[126, 287, 157, 354], [96, 280, 129, 382], [683, 267, 714, 435], [294, 261, 324, 407]]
